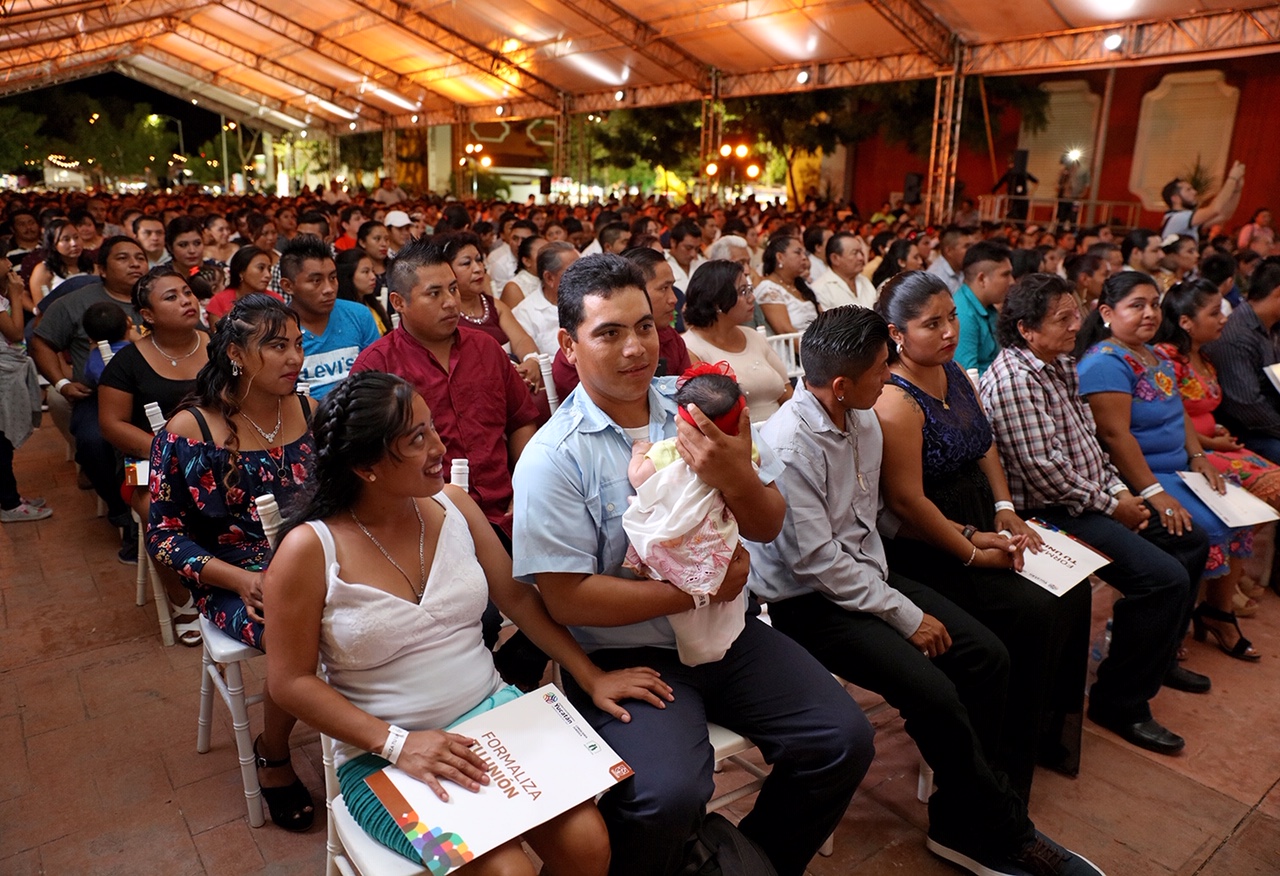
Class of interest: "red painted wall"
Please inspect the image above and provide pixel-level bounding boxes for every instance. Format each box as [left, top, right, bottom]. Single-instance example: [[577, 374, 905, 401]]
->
[[846, 51, 1280, 230]]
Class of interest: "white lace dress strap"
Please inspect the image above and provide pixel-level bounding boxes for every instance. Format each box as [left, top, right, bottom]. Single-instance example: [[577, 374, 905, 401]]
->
[[305, 519, 340, 589]]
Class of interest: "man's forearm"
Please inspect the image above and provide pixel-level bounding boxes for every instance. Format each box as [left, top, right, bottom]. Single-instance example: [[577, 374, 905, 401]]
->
[[536, 572, 695, 627], [30, 336, 70, 384]]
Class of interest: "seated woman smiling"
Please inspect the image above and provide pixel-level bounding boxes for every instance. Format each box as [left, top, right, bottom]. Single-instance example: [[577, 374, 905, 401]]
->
[[264, 371, 672, 872]]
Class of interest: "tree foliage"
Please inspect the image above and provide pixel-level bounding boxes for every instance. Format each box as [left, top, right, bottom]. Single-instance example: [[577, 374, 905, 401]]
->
[[588, 105, 703, 176], [0, 106, 47, 175]]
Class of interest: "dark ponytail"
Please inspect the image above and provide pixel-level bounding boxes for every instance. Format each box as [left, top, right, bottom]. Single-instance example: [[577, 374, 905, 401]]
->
[[1074, 271, 1160, 358], [762, 236, 819, 308], [1155, 278, 1221, 357], [874, 269, 951, 363], [282, 372, 418, 537], [187, 293, 299, 489]]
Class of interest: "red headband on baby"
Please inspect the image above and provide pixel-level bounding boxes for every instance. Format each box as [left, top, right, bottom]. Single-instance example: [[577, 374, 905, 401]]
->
[[675, 361, 746, 436]]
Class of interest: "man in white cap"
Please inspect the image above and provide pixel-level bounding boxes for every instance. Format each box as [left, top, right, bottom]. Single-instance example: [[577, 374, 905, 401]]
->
[[384, 210, 413, 257]]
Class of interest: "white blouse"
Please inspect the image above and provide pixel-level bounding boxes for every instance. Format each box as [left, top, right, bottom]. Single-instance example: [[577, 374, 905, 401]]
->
[[755, 279, 819, 332], [683, 327, 790, 421]]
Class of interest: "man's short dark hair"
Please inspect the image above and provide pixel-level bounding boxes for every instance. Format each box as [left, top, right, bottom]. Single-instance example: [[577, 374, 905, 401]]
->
[[339, 206, 364, 227], [97, 235, 140, 269], [669, 221, 702, 246], [511, 219, 537, 235], [279, 235, 334, 283], [1200, 252, 1237, 287], [386, 235, 451, 297], [801, 305, 890, 387], [962, 240, 1012, 278], [1247, 257, 1280, 302], [598, 221, 630, 249], [621, 246, 667, 283], [297, 210, 328, 230], [1161, 179, 1183, 209], [997, 273, 1073, 349], [938, 224, 968, 250], [803, 224, 827, 255], [1086, 242, 1119, 260], [1121, 229, 1159, 264], [557, 253, 649, 339], [132, 214, 162, 235], [536, 241, 577, 280], [825, 231, 858, 264]]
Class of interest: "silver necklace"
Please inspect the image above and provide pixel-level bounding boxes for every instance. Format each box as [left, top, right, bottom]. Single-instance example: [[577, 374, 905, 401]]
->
[[459, 293, 491, 325], [350, 502, 426, 602], [239, 398, 283, 444], [150, 333, 201, 367], [849, 413, 868, 491]]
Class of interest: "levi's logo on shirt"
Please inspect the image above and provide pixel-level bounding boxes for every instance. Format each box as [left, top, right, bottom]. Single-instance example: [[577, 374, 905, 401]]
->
[[300, 346, 360, 387]]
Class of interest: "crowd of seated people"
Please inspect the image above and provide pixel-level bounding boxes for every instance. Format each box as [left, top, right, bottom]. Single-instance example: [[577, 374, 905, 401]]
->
[[5, 177, 1280, 876]]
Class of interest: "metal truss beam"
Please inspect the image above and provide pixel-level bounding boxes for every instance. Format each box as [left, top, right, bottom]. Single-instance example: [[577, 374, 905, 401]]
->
[[551, 0, 707, 87], [166, 20, 385, 123], [0, 0, 199, 51], [214, 0, 455, 114], [116, 61, 290, 135], [964, 5, 1280, 75], [719, 52, 938, 97], [339, 0, 563, 112], [138, 46, 322, 130], [0, 18, 155, 70], [0, 57, 118, 98], [865, 0, 955, 65]]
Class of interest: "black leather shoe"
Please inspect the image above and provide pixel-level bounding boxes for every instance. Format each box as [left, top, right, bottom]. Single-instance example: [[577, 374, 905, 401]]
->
[[1163, 665, 1211, 693], [1088, 709, 1186, 754]]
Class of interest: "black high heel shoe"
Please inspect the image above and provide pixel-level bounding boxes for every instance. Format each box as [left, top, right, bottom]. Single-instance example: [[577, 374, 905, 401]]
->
[[254, 735, 315, 831], [1191, 603, 1261, 662]]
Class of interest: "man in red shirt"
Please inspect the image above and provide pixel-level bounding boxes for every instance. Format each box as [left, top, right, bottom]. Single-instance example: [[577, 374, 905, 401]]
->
[[350, 235, 539, 541], [332, 206, 366, 252]]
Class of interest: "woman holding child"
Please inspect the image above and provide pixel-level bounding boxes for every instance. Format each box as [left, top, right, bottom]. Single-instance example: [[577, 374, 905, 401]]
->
[[265, 371, 672, 872]]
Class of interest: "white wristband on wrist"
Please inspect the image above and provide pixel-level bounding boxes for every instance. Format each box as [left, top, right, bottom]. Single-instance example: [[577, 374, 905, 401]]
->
[[994, 501, 1015, 513], [54, 378, 70, 392], [692, 592, 711, 610], [381, 725, 409, 764], [1107, 483, 1129, 496], [522, 352, 540, 362], [1139, 484, 1165, 500]]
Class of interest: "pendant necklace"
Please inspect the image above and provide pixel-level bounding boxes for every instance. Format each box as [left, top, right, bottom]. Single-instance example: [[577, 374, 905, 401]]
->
[[151, 333, 201, 367], [240, 398, 283, 445], [850, 413, 868, 491], [350, 502, 427, 602]]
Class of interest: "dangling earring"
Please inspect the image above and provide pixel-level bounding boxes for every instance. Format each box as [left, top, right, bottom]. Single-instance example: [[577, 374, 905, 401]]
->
[[230, 360, 242, 376], [896, 342, 904, 354]]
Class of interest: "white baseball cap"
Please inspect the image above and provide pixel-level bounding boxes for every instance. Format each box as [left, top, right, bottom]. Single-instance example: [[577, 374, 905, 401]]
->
[[385, 210, 412, 227]]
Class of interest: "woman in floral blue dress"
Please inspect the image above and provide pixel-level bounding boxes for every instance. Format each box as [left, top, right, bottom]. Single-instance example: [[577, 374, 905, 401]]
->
[[148, 293, 319, 830]]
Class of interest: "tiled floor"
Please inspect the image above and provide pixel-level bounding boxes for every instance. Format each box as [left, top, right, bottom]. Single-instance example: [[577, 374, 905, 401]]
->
[[4, 417, 1280, 875]]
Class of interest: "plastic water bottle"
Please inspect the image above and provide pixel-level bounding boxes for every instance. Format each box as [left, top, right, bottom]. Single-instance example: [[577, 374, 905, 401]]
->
[[1086, 619, 1113, 691]]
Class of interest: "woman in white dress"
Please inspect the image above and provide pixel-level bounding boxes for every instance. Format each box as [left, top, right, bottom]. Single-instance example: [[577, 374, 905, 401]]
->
[[755, 235, 820, 334], [500, 234, 548, 308], [682, 260, 792, 421], [266, 371, 672, 874]]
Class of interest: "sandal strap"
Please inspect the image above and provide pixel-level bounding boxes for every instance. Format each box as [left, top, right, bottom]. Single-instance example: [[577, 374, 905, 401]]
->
[[1229, 635, 1255, 658], [253, 736, 292, 769], [1195, 603, 1239, 625]]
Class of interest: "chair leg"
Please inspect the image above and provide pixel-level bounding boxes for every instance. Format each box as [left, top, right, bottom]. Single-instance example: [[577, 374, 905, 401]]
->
[[321, 735, 344, 876], [224, 660, 265, 827], [151, 559, 176, 646], [819, 834, 834, 857], [916, 758, 934, 803], [134, 514, 147, 606], [197, 649, 216, 754]]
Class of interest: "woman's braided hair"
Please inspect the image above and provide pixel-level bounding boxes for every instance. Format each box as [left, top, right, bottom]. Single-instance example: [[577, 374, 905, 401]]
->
[[281, 371, 418, 537], [188, 293, 299, 490]]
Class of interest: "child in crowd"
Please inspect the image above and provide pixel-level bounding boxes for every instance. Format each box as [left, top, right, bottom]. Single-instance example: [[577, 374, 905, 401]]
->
[[81, 301, 134, 388], [624, 362, 757, 665]]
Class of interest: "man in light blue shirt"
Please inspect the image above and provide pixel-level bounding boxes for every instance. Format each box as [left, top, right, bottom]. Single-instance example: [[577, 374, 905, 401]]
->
[[279, 236, 379, 398], [513, 254, 872, 876], [953, 240, 1013, 376], [926, 224, 972, 293]]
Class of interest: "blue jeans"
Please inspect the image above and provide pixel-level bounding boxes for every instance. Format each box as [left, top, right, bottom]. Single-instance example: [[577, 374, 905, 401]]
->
[[562, 616, 873, 876], [70, 395, 129, 526]]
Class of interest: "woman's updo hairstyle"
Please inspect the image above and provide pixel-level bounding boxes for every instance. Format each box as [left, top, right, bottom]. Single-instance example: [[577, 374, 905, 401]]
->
[[132, 265, 187, 327], [229, 245, 267, 289], [517, 233, 545, 271], [433, 230, 482, 263], [284, 372, 418, 535], [874, 269, 950, 363], [1074, 270, 1161, 357], [1154, 277, 1221, 357], [996, 272, 1074, 350], [683, 260, 746, 329], [189, 293, 300, 488]]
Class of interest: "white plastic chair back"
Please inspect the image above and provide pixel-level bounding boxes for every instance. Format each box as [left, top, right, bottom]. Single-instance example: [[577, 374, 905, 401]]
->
[[389, 311, 402, 330], [255, 493, 284, 551], [144, 401, 166, 433], [450, 459, 470, 491], [760, 329, 804, 380], [539, 353, 559, 414], [97, 339, 115, 365], [296, 381, 312, 398]]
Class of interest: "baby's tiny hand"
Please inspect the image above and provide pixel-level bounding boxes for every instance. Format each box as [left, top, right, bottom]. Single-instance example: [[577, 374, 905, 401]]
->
[[630, 440, 653, 455]]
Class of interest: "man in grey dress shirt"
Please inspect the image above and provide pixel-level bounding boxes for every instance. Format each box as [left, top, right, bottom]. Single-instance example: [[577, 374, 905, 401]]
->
[[748, 306, 1104, 876]]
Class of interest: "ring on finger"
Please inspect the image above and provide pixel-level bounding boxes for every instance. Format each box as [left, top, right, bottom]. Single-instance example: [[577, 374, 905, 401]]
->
[[1165, 508, 1174, 516]]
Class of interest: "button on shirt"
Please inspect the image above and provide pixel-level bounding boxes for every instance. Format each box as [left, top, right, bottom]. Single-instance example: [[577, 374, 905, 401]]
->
[[351, 326, 539, 534], [1203, 301, 1280, 439], [979, 346, 1125, 516], [512, 377, 784, 651], [953, 283, 1001, 376], [745, 386, 924, 638]]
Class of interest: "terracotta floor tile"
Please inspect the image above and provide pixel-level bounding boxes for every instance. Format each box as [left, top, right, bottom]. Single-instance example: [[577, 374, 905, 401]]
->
[[38, 800, 204, 876], [192, 820, 268, 876], [1226, 810, 1280, 870], [1190, 842, 1279, 876], [176, 766, 265, 835], [0, 848, 43, 876]]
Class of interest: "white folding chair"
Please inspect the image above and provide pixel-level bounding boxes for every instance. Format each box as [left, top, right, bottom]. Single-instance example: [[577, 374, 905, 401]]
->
[[132, 506, 176, 646], [538, 353, 559, 414], [196, 616, 266, 827], [321, 733, 430, 876], [756, 327, 804, 380]]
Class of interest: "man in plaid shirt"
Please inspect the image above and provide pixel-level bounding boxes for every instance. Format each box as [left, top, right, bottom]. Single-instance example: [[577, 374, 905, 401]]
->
[[980, 274, 1207, 756]]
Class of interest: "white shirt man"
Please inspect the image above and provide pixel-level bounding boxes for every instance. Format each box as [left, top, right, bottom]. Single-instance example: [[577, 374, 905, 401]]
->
[[814, 232, 876, 309]]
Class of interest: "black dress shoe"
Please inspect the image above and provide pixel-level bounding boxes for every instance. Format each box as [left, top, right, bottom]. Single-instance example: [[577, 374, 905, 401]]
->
[[1163, 665, 1211, 693], [1088, 709, 1186, 754]]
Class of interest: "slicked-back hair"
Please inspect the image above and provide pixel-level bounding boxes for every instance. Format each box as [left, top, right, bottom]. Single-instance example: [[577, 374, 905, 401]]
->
[[802, 305, 891, 387], [279, 235, 334, 283], [825, 231, 859, 264], [557, 253, 649, 338], [1247, 257, 1280, 303], [875, 270, 951, 363], [386, 234, 451, 298], [1121, 228, 1159, 264], [670, 221, 702, 246], [536, 241, 577, 282], [598, 221, 630, 248], [620, 245, 667, 283]]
